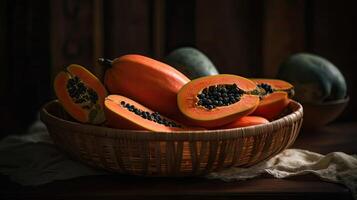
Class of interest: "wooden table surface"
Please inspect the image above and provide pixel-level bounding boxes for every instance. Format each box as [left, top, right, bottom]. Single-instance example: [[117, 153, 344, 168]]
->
[[1, 122, 356, 200]]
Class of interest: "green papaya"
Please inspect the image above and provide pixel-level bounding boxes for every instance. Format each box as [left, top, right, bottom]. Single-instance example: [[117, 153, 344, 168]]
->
[[165, 47, 219, 79], [277, 53, 347, 103]]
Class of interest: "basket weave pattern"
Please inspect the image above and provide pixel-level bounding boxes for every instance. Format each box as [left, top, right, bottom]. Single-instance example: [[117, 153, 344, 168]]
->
[[41, 100, 303, 176]]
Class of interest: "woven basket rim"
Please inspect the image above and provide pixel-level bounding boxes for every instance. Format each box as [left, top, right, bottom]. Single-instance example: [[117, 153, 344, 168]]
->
[[40, 100, 303, 141]]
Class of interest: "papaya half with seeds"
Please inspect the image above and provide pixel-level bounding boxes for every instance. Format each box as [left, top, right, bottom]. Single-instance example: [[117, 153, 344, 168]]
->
[[251, 79, 293, 120], [104, 95, 203, 132], [99, 55, 190, 119], [177, 74, 260, 128], [54, 64, 107, 124], [251, 78, 294, 97], [218, 116, 269, 129]]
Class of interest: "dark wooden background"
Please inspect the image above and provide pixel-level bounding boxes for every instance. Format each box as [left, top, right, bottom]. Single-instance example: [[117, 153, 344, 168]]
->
[[1, 0, 356, 137]]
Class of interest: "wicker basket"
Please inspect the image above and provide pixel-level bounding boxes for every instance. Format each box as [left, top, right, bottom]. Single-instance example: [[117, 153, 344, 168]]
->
[[40, 100, 303, 176]]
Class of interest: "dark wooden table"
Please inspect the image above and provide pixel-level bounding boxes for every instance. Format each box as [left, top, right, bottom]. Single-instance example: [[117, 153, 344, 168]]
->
[[1, 122, 356, 200]]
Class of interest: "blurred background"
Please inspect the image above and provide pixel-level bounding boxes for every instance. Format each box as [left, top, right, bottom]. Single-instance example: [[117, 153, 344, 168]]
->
[[0, 0, 356, 137]]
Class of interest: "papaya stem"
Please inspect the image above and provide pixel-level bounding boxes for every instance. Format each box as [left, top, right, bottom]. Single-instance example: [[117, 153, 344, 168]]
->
[[98, 58, 113, 66], [97, 58, 114, 79]]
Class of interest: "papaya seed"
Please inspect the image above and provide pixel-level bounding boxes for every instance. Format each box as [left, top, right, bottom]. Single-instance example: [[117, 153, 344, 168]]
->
[[119, 101, 181, 128], [257, 83, 273, 95], [196, 84, 243, 110], [66, 76, 99, 110]]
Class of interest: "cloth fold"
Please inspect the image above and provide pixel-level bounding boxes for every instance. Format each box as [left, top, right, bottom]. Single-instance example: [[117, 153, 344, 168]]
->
[[0, 119, 356, 199], [208, 149, 357, 199]]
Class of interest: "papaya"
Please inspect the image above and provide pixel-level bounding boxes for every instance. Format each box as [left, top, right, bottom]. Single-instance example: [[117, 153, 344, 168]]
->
[[98, 55, 190, 119], [277, 53, 347, 103], [251, 79, 293, 120], [104, 95, 202, 132], [252, 92, 290, 120], [218, 116, 269, 129], [177, 74, 260, 128], [165, 47, 219, 79], [54, 64, 107, 124]]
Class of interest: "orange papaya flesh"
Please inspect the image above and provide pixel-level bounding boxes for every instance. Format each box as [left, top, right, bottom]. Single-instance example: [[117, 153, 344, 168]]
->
[[252, 91, 290, 120], [102, 55, 190, 119], [54, 64, 107, 124], [104, 95, 204, 132], [177, 74, 260, 128], [218, 116, 269, 129]]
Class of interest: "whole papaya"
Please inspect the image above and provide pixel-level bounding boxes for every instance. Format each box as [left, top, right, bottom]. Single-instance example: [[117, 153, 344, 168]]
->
[[165, 47, 219, 79], [277, 53, 347, 103], [99, 54, 190, 119]]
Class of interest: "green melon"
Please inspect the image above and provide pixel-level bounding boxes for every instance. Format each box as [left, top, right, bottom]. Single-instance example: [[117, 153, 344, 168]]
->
[[165, 47, 219, 79], [277, 53, 347, 103]]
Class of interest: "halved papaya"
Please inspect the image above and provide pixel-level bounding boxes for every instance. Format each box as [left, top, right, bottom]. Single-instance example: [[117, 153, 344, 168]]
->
[[54, 64, 107, 124], [177, 74, 260, 128], [98, 55, 190, 119], [218, 116, 269, 129], [251, 79, 293, 120], [252, 78, 294, 97], [104, 95, 202, 132]]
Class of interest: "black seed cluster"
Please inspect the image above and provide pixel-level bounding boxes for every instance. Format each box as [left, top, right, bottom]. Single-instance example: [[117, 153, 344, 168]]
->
[[257, 83, 273, 95], [120, 101, 182, 128], [197, 84, 244, 110], [67, 76, 98, 109]]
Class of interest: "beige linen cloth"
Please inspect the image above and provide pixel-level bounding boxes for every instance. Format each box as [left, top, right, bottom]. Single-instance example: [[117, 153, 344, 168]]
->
[[208, 149, 357, 199], [0, 118, 356, 199]]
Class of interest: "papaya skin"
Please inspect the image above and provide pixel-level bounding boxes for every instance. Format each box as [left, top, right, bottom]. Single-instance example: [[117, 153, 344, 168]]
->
[[100, 55, 190, 120], [177, 74, 260, 128], [165, 47, 219, 79], [104, 95, 204, 132], [54, 64, 107, 124], [218, 116, 269, 129], [277, 53, 347, 103]]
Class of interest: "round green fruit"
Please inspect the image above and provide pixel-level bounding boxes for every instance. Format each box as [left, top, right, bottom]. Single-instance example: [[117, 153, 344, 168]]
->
[[165, 47, 219, 79], [277, 53, 347, 103]]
